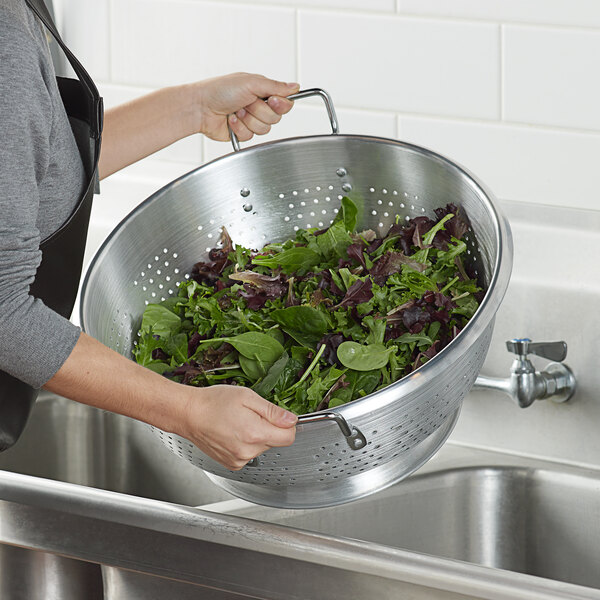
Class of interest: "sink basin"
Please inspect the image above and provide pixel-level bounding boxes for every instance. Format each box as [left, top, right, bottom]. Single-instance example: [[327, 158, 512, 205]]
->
[[216, 460, 600, 591], [0, 393, 233, 506], [0, 392, 599, 600]]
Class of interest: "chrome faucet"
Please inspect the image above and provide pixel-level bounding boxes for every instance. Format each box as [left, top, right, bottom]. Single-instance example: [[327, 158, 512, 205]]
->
[[473, 339, 577, 408]]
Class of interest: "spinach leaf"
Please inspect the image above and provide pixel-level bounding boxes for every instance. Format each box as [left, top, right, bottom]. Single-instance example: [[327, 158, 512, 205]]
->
[[141, 304, 182, 337], [253, 352, 290, 397], [197, 332, 284, 363], [239, 354, 270, 380], [252, 247, 321, 275], [337, 341, 393, 371], [223, 332, 285, 363], [271, 306, 330, 348]]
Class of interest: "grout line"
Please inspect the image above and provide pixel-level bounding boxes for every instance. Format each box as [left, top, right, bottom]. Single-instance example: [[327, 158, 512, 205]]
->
[[295, 9, 301, 83], [202, 1, 600, 32], [387, 110, 600, 138], [94, 75, 600, 139], [499, 24, 505, 121], [107, 0, 113, 82]]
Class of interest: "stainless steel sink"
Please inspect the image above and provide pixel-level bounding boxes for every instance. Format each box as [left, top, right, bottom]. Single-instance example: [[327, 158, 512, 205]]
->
[[216, 458, 600, 591], [0, 393, 233, 506], [1, 393, 599, 600]]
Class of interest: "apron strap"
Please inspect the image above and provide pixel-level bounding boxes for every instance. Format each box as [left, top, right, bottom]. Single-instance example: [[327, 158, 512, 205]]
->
[[24, 0, 103, 140]]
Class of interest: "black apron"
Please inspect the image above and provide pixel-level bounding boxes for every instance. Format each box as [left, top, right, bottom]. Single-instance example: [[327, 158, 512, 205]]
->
[[0, 0, 103, 451]]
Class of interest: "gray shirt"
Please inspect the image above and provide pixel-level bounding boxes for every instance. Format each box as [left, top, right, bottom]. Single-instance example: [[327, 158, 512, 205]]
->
[[0, 0, 87, 387]]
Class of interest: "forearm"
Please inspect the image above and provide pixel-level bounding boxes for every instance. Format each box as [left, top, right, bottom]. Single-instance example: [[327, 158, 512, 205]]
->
[[43, 330, 191, 435], [98, 84, 197, 180], [97, 74, 298, 180], [43, 330, 297, 470]]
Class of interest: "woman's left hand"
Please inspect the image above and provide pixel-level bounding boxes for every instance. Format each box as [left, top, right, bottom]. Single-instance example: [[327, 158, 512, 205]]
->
[[190, 72, 300, 143]]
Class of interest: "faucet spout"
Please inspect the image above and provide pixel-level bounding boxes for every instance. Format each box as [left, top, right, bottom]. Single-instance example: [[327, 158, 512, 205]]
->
[[472, 339, 577, 408]]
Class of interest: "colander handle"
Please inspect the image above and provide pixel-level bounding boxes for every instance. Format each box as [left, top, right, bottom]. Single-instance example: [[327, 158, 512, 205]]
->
[[245, 411, 367, 468], [228, 88, 339, 152], [296, 412, 367, 450]]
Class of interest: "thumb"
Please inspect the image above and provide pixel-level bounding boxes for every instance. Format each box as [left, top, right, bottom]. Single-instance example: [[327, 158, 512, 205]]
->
[[250, 77, 300, 99], [248, 394, 298, 428]]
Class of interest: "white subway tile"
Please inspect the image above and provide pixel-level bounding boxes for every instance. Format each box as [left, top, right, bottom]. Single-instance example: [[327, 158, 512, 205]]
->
[[399, 116, 600, 211], [397, 0, 600, 28], [110, 1, 296, 88], [228, 0, 394, 11], [299, 11, 499, 119], [203, 104, 397, 162], [504, 26, 600, 132], [59, 0, 110, 81]]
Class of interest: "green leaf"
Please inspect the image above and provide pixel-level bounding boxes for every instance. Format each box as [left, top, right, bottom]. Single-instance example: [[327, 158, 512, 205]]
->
[[436, 239, 467, 266], [165, 332, 189, 364], [141, 304, 182, 337], [329, 369, 381, 405], [134, 333, 164, 367], [271, 306, 331, 348], [144, 361, 172, 374], [423, 213, 454, 246], [333, 196, 359, 232], [315, 221, 352, 260], [252, 247, 321, 275], [363, 315, 386, 345], [225, 332, 285, 363], [253, 352, 290, 397], [396, 332, 433, 348], [239, 354, 270, 380], [337, 341, 393, 371]]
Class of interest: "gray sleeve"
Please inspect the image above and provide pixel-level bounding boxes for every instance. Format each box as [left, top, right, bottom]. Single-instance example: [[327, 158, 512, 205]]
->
[[0, 19, 81, 388]]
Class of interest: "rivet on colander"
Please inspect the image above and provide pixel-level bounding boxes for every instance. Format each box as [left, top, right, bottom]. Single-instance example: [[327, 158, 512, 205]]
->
[[240, 188, 250, 197], [336, 167, 347, 177]]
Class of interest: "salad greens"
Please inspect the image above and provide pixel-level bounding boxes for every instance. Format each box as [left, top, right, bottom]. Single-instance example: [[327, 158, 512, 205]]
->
[[134, 197, 483, 415]]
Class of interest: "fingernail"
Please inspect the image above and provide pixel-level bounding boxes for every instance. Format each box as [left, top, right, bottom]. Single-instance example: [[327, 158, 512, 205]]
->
[[287, 82, 300, 88], [282, 411, 297, 425], [237, 108, 247, 119], [229, 114, 238, 124]]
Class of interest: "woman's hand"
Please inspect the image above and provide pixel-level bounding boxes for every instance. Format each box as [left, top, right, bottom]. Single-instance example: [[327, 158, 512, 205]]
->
[[45, 332, 298, 472], [180, 384, 298, 471], [189, 72, 300, 143], [99, 72, 299, 178]]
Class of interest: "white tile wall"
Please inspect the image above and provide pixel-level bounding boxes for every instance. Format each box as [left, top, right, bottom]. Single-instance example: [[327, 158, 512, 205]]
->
[[298, 11, 500, 119], [59, 0, 600, 214], [110, 1, 296, 87], [504, 25, 600, 132], [399, 116, 600, 210], [397, 0, 600, 28], [56, 1, 600, 467]]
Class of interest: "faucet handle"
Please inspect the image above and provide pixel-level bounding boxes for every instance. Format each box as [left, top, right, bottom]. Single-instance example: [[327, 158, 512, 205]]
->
[[506, 339, 568, 362]]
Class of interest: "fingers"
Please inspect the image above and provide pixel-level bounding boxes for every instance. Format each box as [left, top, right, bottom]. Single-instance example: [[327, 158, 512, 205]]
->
[[243, 75, 299, 101], [228, 112, 254, 142], [230, 96, 295, 140], [245, 392, 298, 429], [182, 385, 297, 471]]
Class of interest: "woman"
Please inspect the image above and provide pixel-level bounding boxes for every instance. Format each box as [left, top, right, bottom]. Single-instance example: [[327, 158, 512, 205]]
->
[[0, 0, 298, 469]]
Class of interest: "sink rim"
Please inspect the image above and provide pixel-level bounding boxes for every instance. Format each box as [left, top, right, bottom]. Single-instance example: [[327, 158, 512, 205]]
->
[[1, 442, 600, 600]]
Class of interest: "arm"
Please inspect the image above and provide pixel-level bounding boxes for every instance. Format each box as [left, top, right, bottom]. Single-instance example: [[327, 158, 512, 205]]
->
[[82, 74, 301, 468], [44, 331, 297, 470], [98, 73, 300, 179]]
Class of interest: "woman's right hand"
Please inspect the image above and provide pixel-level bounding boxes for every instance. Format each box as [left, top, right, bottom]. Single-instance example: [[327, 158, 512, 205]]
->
[[179, 384, 298, 471]]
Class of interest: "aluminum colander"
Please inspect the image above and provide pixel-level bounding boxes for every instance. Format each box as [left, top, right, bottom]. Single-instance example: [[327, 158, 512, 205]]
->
[[81, 89, 512, 509]]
